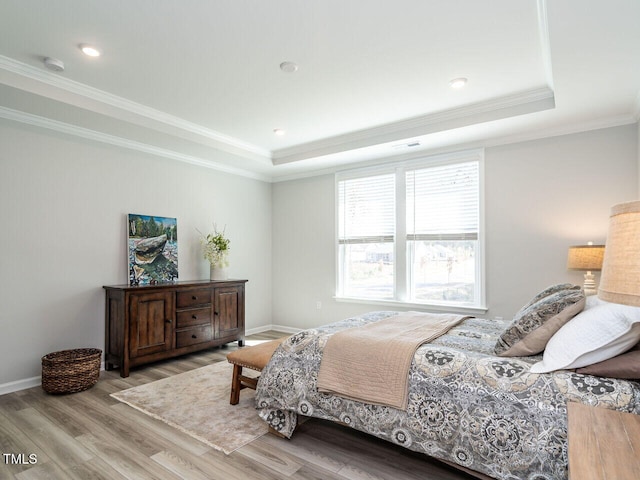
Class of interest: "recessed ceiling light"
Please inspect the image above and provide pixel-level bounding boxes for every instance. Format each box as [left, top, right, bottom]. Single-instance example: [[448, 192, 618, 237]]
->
[[449, 77, 468, 89], [279, 61, 298, 73], [80, 44, 101, 57], [273, 128, 286, 136]]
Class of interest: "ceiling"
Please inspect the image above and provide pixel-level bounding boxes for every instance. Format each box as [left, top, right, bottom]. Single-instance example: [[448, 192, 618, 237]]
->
[[1, 0, 639, 181]]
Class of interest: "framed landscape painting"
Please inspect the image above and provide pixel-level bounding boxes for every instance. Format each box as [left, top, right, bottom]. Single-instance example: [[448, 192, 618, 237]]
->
[[127, 214, 178, 286]]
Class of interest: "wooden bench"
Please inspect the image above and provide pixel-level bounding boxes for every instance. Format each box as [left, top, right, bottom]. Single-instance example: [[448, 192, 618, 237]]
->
[[226, 338, 284, 405]]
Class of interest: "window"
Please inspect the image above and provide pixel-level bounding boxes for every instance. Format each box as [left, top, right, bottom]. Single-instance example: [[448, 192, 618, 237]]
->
[[336, 150, 484, 310], [337, 173, 395, 299]]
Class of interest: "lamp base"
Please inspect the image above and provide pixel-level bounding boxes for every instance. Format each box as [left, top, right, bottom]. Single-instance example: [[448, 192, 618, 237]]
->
[[583, 271, 597, 296]]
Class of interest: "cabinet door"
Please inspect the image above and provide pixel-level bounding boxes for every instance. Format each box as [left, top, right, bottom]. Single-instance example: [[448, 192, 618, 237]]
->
[[214, 286, 244, 338], [129, 291, 174, 358]]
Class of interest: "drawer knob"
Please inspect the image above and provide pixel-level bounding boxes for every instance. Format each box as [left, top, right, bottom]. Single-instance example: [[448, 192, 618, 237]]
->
[[192, 295, 197, 300], [192, 334, 197, 339], [192, 315, 197, 319], [166, 319, 172, 324], [214, 311, 219, 316]]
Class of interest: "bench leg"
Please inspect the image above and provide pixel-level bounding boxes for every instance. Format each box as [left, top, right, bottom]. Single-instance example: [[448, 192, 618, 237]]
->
[[230, 364, 242, 405]]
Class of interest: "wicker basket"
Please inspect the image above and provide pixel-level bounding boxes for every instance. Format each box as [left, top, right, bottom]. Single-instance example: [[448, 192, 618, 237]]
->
[[41, 348, 102, 394]]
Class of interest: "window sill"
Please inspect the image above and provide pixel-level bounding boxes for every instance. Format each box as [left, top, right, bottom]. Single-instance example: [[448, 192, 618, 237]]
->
[[333, 296, 488, 316]]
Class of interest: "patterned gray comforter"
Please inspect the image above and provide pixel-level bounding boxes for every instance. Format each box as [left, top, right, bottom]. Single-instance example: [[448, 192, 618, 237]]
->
[[255, 311, 640, 480]]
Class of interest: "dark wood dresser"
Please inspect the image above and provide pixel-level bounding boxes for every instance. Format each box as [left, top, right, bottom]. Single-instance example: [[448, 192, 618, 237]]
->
[[103, 279, 247, 377]]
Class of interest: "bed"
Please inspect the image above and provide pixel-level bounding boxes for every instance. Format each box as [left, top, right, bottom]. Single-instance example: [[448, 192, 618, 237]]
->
[[255, 290, 640, 480]]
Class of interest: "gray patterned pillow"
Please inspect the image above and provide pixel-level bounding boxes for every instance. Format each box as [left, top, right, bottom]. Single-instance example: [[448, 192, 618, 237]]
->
[[495, 288, 586, 357], [513, 283, 580, 319]]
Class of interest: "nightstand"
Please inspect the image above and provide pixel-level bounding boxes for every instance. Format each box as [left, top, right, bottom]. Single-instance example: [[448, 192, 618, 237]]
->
[[567, 402, 640, 479]]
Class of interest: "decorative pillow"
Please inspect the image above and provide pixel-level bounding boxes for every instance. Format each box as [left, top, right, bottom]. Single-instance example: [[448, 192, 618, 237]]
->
[[576, 343, 640, 379], [495, 288, 586, 357], [513, 283, 580, 319], [530, 302, 640, 373]]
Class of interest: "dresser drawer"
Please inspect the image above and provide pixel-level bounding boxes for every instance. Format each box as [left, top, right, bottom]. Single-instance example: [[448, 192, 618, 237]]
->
[[176, 325, 214, 348], [176, 288, 211, 308], [176, 307, 211, 328]]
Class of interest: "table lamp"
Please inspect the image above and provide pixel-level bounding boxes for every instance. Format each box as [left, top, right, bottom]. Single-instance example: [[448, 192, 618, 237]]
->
[[598, 200, 640, 306], [567, 242, 605, 296]]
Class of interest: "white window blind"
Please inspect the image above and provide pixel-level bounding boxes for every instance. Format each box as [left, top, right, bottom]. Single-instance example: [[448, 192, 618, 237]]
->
[[406, 161, 479, 241], [337, 173, 395, 299], [338, 173, 395, 244], [336, 150, 484, 310]]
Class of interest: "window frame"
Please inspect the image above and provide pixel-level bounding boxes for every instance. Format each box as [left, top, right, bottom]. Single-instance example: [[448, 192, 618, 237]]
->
[[335, 149, 487, 314]]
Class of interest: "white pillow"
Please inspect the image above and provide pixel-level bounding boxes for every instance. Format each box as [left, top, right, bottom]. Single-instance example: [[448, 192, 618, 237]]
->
[[530, 301, 640, 373], [585, 294, 605, 309]]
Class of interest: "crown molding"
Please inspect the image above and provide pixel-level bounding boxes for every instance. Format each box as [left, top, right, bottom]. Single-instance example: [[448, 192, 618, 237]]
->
[[0, 106, 271, 182], [481, 113, 638, 149], [0, 54, 556, 171], [272, 87, 555, 165], [0, 55, 271, 161], [271, 113, 637, 183], [537, 0, 554, 90]]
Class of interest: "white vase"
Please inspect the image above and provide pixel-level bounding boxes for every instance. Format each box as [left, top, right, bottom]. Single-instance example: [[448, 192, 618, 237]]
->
[[210, 264, 228, 280]]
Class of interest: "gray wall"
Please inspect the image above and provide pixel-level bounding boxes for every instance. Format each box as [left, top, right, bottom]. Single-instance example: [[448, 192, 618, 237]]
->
[[485, 126, 637, 316], [272, 124, 638, 330], [0, 121, 272, 390], [1, 120, 638, 391]]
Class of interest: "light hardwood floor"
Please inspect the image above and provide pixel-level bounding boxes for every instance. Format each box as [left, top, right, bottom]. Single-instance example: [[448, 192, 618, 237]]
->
[[0, 331, 473, 480]]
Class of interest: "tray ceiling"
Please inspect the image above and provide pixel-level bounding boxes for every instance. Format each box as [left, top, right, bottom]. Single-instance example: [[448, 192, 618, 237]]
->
[[0, 0, 638, 181]]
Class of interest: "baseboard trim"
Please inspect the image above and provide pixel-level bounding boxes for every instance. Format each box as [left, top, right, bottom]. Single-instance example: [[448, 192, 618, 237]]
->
[[1, 326, 302, 395], [0, 376, 41, 396], [1, 364, 108, 396], [246, 324, 302, 336]]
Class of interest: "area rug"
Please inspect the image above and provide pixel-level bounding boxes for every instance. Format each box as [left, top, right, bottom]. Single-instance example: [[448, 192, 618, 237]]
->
[[111, 361, 267, 454]]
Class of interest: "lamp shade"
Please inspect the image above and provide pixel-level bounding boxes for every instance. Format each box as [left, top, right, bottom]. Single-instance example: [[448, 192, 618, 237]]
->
[[598, 200, 640, 306], [567, 244, 605, 270]]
